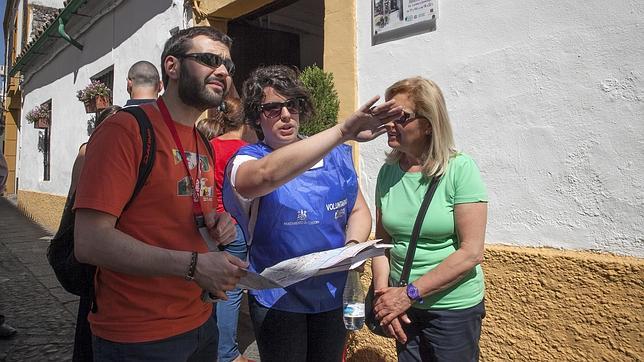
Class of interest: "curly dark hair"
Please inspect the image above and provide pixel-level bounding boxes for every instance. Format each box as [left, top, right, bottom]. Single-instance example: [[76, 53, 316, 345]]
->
[[241, 65, 313, 131], [160, 26, 233, 88]]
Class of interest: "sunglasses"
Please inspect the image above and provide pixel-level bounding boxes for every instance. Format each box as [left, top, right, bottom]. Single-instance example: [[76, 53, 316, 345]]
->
[[179, 53, 235, 76], [394, 111, 423, 125], [259, 98, 306, 119]]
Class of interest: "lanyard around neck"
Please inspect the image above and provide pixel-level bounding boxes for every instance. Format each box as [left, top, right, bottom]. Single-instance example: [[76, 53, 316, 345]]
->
[[157, 97, 204, 218]]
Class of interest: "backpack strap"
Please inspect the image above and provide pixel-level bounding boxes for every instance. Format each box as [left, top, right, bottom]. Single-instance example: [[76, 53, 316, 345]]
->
[[89, 106, 156, 313], [121, 106, 157, 209]]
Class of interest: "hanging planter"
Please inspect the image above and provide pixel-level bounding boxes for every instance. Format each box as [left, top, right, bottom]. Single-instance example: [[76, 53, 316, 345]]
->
[[83, 95, 110, 113], [34, 117, 50, 129], [77, 80, 112, 114], [26, 103, 51, 129]]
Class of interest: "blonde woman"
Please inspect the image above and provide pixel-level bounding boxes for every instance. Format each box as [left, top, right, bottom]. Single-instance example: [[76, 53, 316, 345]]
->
[[371, 77, 488, 361]]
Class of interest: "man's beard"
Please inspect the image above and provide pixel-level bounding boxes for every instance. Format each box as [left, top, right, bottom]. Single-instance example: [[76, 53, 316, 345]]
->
[[177, 62, 225, 111]]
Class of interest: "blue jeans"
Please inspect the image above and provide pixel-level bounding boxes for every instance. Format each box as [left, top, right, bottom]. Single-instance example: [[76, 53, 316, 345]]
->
[[215, 224, 247, 362], [92, 317, 218, 362], [248, 294, 347, 362], [397, 300, 486, 362]]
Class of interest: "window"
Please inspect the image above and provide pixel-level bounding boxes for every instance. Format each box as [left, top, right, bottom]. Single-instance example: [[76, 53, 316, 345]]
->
[[91, 66, 114, 101], [43, 126, 50, 181], [36, 99, 52, 181]]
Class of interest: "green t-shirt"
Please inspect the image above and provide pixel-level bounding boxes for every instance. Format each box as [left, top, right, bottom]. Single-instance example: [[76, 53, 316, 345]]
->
[[376, 153, 488, 310]]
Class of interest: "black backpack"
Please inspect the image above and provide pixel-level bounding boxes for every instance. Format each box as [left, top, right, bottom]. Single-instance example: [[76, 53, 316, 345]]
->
[[47, 107, 156, 299], [47, 106, 215, 302]]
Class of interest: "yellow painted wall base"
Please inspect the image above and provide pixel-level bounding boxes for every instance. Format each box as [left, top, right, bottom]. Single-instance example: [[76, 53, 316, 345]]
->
[[17, 190, 66, 232], [348, 245, 643, 361]]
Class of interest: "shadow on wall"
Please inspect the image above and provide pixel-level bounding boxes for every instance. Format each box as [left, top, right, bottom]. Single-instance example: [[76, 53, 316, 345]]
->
[[22, 0, 173, 94]]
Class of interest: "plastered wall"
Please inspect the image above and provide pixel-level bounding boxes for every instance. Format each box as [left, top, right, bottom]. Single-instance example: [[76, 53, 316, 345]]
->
[[18, 1, 181, 197], [347, 245, 643, 361], [356, 0, 644, 257]]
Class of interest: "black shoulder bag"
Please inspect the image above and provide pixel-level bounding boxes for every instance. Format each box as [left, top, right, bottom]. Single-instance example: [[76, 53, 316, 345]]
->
[[365, 176, 441, 336]]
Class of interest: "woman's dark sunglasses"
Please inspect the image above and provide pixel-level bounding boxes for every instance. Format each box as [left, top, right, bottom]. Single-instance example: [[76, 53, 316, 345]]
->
[[395, 111, 422, 125], [179, 53, 235, 76], [259, 98, 306, 119]]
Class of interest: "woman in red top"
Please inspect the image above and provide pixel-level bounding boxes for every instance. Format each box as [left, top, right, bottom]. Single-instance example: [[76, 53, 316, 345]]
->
[[208, 98, 257, 362]]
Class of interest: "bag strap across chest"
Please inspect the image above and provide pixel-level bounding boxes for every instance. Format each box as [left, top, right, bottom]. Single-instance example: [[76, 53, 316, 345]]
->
[[397, 176, 442, 287]]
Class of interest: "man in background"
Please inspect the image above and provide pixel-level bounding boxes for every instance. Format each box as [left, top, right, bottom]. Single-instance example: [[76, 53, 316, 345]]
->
[[125, 60, 162, 106]]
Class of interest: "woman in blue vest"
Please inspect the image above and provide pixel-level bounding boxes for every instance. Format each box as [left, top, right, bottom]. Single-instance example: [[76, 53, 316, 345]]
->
[[223, 65, 402, 361]]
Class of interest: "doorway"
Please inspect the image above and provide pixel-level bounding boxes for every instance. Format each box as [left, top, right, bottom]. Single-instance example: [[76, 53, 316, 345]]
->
[[228, 0, 325, 91]]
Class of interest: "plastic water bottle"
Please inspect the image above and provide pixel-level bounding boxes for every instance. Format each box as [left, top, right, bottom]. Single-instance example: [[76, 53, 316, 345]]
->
[[343, 270, 365, 330]]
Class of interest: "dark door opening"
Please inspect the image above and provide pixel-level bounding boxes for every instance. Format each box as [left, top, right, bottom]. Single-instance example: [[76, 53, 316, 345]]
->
[[228, 0, 324, 92], [228, 22, 300, 89]]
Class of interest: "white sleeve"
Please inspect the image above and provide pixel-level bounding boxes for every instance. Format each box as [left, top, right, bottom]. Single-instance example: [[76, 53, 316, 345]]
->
[[226, 154, 260, 245], [230, 154, 257, 201]]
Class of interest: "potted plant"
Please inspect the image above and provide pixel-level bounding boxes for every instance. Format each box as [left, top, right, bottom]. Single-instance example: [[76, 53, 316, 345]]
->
[[298, 65, 340, 136], [25, 102, 51, 129], [77, 80, 112, 113]]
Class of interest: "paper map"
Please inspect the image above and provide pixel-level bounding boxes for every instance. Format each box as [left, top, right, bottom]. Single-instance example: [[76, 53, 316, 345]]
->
[[237, 239, 392, 290]]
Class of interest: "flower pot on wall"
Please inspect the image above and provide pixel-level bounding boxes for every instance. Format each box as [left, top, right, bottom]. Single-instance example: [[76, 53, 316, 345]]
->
[[84, 101, 96, 113], [84, 95, 111, 113], [34, 117, 50, 129]]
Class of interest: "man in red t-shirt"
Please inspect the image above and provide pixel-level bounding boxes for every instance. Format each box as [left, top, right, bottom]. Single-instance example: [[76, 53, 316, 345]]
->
[[74, 27, 248, 360]]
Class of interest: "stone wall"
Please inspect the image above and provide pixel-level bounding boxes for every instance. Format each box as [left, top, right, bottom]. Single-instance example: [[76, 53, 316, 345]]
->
[[347, 245, 643, 361]]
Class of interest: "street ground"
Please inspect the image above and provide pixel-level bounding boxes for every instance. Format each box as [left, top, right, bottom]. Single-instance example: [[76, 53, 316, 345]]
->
[[0, 195, 259, 361]]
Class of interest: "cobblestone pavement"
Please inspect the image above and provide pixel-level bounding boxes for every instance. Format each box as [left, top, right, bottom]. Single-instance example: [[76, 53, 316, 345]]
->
[[0, 196, 259, 361], [0, 196, 76, 361]]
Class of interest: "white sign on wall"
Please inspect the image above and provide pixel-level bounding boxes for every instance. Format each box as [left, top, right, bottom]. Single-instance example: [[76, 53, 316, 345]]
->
[[372, 0, 438, 45]]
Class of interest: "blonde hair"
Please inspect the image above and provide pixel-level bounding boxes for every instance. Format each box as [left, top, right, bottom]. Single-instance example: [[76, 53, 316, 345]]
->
[[385, 77, 456, 177]]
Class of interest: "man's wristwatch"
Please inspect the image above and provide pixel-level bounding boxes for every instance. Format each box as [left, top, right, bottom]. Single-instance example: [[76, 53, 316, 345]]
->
[[406, 283, 424, 304]]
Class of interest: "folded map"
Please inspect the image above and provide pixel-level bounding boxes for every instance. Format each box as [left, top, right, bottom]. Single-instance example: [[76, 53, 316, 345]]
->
[[237, 239, 392, 290]]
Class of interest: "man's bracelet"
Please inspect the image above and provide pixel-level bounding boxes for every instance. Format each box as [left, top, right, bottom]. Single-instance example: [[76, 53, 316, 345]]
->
[[185, 251, 198, 281]]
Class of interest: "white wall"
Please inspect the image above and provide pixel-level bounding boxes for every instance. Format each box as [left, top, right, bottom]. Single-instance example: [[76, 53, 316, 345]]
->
[[18, 1, 182, 196], [357, 0, 644, 256]]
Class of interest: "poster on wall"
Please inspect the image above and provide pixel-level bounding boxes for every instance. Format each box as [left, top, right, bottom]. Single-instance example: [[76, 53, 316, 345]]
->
[[372, 0, 438, 45]]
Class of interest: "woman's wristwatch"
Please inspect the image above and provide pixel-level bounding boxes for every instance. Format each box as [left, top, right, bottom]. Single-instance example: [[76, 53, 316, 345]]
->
[[406, 283, 424, 304]]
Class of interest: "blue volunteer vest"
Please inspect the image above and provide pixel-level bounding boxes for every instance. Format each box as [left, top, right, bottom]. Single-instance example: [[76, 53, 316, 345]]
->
[[223, 142, 358, 313]]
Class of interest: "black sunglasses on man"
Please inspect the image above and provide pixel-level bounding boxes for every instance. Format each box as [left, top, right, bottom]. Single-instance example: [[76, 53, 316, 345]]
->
[[179, 53, 235, 76]]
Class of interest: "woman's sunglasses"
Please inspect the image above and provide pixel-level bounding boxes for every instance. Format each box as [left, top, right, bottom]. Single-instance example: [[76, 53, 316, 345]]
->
[[259, 98, 306, 119], [179, 53, 236, 76], [394, 111, 424, 125]]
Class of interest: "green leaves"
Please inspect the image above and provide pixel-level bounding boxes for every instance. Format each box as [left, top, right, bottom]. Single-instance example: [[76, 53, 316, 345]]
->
[[299, 65, 340, 137]]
